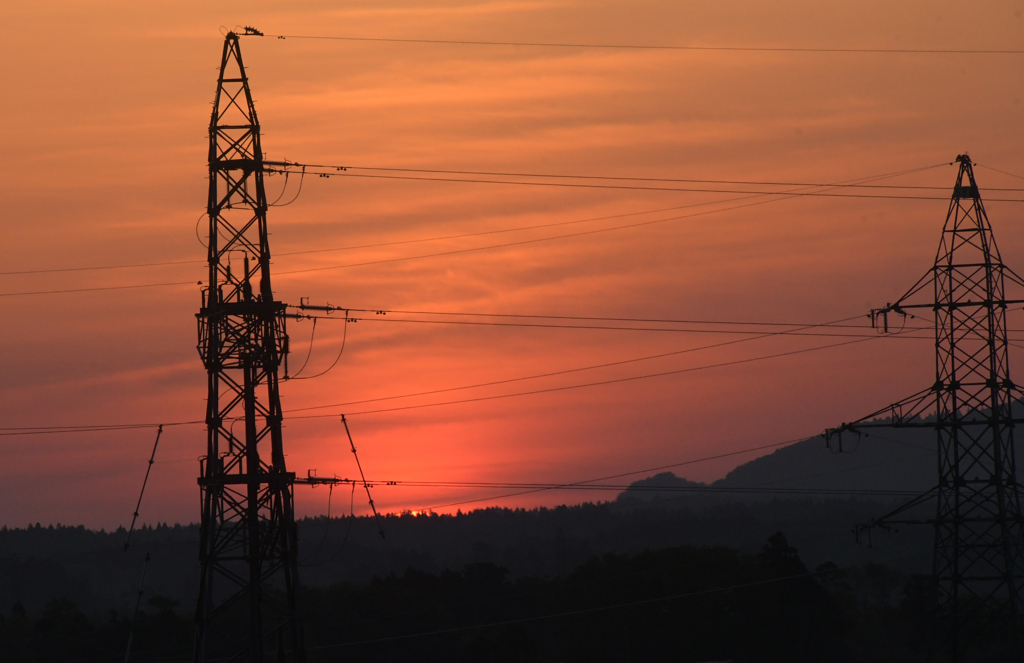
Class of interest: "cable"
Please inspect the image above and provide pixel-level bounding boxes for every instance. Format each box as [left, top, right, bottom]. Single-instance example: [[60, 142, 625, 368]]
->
[[338, 307, 922, 328], [267, 170, 292, 206], [269, 166, 306, 206], [0, 421, 200, 437], [368, 481, 919, 497], [288, 316, 348, 381], [272, 162, 1016, 191], [301, 482, 357, 567], [274, 168, 1024, 201], [0, 280, 196, 298], [0, 259, 203, 277], [355, 316, 1024, 340], [310, 312, 934, 339], [342, 416, 385, 538], [0, 314, 896, 437], [293, 336, 880, 423], [273, 166, 953, 279], [417, 436, 808, 511], [272, 160, 1024, 191], [288, 317, 318, 378], [0, 197, 760, 278], [298, 482, 335, 564], [285, 314, 868, 414], [0, 162, 952, 289], [977, 164, 1024, 182], [2, 168, 924, 294], [123, 426, 163, 552], [2, 159, 1007, 286], [266, 33, 1024, 55]]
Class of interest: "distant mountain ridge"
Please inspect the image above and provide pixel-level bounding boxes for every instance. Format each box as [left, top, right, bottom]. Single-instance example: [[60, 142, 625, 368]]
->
[[617, 404, 1024, 506]]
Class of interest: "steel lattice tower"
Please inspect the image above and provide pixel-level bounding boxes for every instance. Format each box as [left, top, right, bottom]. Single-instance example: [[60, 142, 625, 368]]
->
[[829, 155, 1024, 661], [194, 31, 305, 663]]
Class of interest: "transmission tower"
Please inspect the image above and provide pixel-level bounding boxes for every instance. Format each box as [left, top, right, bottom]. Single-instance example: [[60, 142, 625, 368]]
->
[[827, 155, 1024, 661], [195, 30, 306, 663]]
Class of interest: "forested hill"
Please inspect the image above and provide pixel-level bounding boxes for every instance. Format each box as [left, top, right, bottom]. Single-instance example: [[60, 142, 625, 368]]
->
[[0, 415, 972, 618], [0, 497, 929, 618]]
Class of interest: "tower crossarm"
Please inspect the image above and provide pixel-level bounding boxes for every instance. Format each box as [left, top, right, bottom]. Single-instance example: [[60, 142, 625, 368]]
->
[[853, 486, 939, 547], [823, 387, 935, 451]]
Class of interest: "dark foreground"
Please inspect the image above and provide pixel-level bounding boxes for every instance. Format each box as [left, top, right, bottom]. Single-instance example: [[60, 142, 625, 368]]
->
[[0, 533, 955, 663]]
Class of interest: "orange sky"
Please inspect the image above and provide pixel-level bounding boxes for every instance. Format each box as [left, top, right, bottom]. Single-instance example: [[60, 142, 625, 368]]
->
[[0, 1, 1022, 529]]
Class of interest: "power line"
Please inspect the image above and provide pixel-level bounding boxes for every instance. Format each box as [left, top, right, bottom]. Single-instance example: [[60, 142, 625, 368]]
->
[[273, 164, 953, 278], [271, 162, 1024, 192], [977, 163, 1024, 182], [372, 480, 920, 498], [0, 259, 204, 277], [340, 306, 939, 328], [285, 314, 871, 414], [417, 436, 817, 511], [270, 167, 1024, 202], [0, 162, 953, 290], [0, 307, 916, 440], [265, 33, 1024, 55], [9, 163, 1019, 283], [309, 312, 935, 339], [0, 173, 907, 295], [0, 280, 195, 298], [0, 192, 783, 279], [314, 312, 1024, 340], [0, 321, 884, 437], [0, 421, 201, 437], [0, 201, 725, 278], [309, 335, 878, 420]]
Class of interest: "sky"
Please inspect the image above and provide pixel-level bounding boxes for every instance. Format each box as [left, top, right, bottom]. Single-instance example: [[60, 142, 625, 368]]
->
[[0, 0, 1022, 529]]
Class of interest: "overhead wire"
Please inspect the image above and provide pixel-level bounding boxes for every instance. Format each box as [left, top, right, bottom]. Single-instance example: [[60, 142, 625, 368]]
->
[[268, 166, 307, 207], [0, 160, 963, 284], [0, 314, 924, 436], [417, 436, 812, 511], [265, 33, 1024, 55], [342, 416, 385, 538], [0, 197, 743, 278], [285, 313, 869, 414], [0, 337, 874, 440], [309, 312, 1024, 341], [0, 161, 961, 295], [268, 168, 1024, 202], [306, 312, 937, 339], [335, 307, 919, 328], [977, 163, 1024, 182], [367, 480, 920, 498], [318, 336, 880, 421], [270, 162, 1024, 191], [123, 426, 163, 552], [272, 163, 954, 279], [288, 317, 319, 378], [300, 481, 358, 567], [287, 316, 349, 381]]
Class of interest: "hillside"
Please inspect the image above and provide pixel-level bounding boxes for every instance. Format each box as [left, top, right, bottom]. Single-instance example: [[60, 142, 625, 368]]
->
[[617, 424, 937, 508]]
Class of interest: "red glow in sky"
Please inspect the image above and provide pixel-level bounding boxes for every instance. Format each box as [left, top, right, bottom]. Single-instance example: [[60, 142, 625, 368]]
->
[[0, 0, 1022, 528]]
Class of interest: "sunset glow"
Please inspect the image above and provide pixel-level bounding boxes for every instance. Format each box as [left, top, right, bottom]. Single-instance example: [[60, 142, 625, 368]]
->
[[1, 0, 1022, 529]]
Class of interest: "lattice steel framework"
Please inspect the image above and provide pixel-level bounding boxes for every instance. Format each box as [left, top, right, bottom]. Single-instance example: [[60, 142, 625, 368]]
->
[[194, 32, 305, 663], [827, 155, 1024, 661]]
